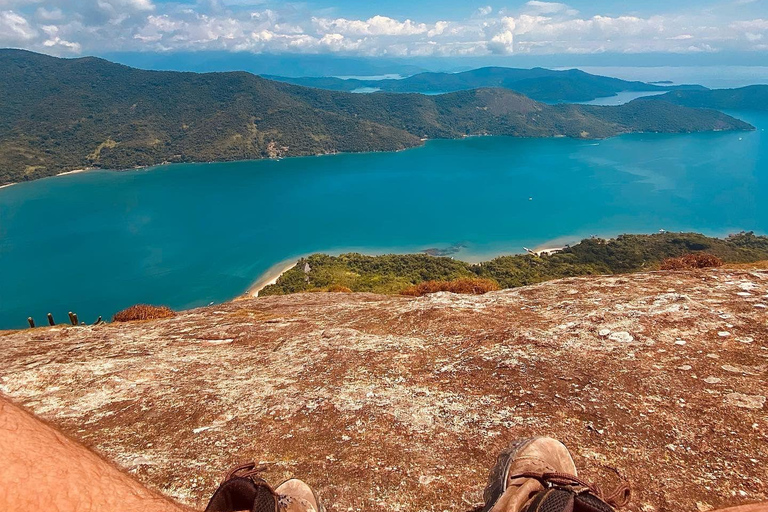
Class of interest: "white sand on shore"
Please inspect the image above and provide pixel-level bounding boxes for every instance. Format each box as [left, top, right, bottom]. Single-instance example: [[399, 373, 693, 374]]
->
[[534, 246, 565, 256], [2, 167, 92, 190], [247, 260, 299, 296], [57, 168, 91, 177]]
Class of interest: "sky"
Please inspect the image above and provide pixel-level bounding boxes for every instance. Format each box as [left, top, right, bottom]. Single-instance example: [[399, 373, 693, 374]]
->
[[0, 0, 766, 59]]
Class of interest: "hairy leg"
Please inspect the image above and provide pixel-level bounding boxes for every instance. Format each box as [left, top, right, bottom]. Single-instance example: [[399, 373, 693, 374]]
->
[[0, 394, 190, 512]]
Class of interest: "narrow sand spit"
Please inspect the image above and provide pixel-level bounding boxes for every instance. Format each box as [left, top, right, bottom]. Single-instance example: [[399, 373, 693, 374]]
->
[[247, 260, 299, 296]]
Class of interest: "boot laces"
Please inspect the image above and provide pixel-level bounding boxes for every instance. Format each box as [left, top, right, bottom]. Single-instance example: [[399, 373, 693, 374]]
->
[[223, 461, 269, 484], [510, 470, 631, 509]]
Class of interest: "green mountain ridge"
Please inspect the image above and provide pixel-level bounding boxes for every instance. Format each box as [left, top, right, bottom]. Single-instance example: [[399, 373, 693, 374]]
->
[[651, 85, 768, 111], [263, 66, 707, 101], [0, 49, 753, 185]]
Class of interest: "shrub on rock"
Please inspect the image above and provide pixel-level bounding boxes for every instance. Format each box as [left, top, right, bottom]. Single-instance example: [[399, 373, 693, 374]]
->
[[112, 304, 176, 322], [401, 278, 500, 297], [660, 253, 723, 270]]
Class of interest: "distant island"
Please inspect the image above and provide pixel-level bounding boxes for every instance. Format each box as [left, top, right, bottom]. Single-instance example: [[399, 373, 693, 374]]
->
[[263, 67, 706, 102], [649, 85, 768, 111], [0, 49, 755, 186]]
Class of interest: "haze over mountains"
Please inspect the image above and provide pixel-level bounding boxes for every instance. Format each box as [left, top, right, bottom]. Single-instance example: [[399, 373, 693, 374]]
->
[[265, 67, 706, 102], [655, 86, 768, 112], [0, 49, 759, 185]]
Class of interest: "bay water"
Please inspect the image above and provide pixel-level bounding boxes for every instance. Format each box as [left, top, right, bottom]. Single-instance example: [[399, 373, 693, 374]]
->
[[1, 109, 766, 329]]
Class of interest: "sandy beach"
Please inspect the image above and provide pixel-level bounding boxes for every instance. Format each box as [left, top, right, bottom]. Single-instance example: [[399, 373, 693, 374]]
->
[[247, 259, 299, 296], [57, 168, 92, 177], [2, 168, 92, 190], [533, 246, 565, 256]]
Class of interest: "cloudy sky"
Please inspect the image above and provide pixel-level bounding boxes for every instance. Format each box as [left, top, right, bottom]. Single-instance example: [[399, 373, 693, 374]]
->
[[0, 0, 766, 58]]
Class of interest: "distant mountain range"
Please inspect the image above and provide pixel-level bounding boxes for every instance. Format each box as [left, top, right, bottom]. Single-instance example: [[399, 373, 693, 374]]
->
[[0, 50, 755, 185], [264, 67, 707, 102], [103, 51, 427, 78]]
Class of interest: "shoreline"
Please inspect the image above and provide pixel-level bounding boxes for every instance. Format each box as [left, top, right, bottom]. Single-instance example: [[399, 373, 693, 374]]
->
[[532, 246, 565, 256], [246, 259, 300, 296], [242, 238, 580, 299], [4, 116, 757, 188], [1, 167, 95, 190], [56, 168, 93, 177], [241, 228, 747, 298]]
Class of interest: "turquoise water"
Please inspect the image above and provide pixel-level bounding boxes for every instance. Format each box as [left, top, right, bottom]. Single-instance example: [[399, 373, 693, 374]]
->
[[1, 111, 766, 329]]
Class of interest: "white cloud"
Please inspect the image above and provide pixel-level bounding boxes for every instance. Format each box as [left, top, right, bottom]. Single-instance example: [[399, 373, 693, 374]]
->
[[97, 0, 154, 14], [313, 15, 430, 36], [1, 1, 767, 57], [0, 10, 36, 43], [525, 1, 578, 16], [731, 19, 768, 30], [488, 30, 514, 54]]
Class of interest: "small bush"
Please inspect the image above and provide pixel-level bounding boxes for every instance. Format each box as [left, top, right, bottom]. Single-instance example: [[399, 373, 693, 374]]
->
[[401, 278, 500, 297], [327, 284, 353, 293], [660, 253, 723, 271], [112, 304, 176, 322]]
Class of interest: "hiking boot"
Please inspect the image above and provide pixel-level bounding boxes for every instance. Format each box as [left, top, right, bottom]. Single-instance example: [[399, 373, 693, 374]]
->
[[482, 437, 578, 512], [482, 437, 630, 512], [205, 462, 324, 512]]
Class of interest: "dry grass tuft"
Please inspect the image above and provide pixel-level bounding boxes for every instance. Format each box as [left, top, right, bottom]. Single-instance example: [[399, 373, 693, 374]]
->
[[660, 253, 723, 271], [327, 285, 353, 293], [112, 304, 176, 322], [401, 277, 500, 297]]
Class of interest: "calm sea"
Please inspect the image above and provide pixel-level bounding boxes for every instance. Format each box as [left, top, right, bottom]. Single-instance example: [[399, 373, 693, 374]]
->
[[1, 89, 767, 329]]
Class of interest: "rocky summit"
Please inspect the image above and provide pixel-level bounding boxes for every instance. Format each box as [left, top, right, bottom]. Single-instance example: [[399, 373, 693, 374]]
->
[[1, 268, 767, 512]]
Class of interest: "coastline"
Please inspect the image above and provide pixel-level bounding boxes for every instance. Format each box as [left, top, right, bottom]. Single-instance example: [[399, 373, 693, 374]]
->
[[247, 259, 300, 296], [242, 238, 577, 299], [242, 228, 744, 298], [57, 168, 93, 177], [1, 167, 95, 190], [533, 246, 565, 256], [4, 112, 756, 188]]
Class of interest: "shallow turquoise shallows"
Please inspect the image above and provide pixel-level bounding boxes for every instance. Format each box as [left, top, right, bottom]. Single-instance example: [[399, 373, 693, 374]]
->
[[1, 110, 767, 329]]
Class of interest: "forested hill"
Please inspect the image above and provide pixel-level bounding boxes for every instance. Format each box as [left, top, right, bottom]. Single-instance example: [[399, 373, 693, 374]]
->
[[0, 50, 753, 185], [264, 66, 706, 102], [650, 85, 768, 111]]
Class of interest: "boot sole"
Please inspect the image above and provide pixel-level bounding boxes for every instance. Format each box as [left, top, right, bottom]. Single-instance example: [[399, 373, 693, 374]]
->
[[481, 437, 539, 512]]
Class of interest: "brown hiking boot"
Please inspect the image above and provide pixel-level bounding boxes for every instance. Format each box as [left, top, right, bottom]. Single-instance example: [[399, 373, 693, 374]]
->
[[205, 462, 325, 512], [482, 437, 630, 512], [275, 479, 325, 512]]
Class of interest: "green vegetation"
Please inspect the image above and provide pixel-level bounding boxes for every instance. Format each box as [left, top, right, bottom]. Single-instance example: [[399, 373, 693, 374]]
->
[[0, 50, 752, 185], [651, 85, 768, 111], [260, 232, 768, 296], [265, 67, 706, 102]]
